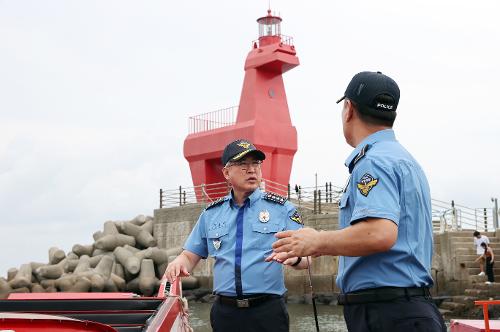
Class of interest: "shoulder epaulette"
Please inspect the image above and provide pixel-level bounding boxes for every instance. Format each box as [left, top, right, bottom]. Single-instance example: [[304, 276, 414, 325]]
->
[[205, 197, 226, 210], [263, 192, 287, 205], [348, 144, 371, 174]]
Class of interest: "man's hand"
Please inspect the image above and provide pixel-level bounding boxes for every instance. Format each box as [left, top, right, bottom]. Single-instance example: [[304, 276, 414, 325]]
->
[[271, 227, 321, 260], [164, 250, 201, 283], [165, 260, 190, 283]]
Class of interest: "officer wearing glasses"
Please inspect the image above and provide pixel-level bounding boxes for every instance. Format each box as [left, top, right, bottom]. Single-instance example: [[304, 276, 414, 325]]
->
[[166, 139, 307, 332]]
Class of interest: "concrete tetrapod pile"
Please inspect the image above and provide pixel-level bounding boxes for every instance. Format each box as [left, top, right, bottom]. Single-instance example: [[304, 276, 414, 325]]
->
[[0, 215, 199, 299]]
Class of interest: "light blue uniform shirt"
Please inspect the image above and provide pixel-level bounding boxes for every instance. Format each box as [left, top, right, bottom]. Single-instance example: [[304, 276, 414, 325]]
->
[[184, 189, 302, 296], [336, 129, 434, 293]]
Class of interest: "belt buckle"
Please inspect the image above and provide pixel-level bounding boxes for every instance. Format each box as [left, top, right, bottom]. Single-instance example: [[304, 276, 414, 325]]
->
[[236, 299, 250, 308]]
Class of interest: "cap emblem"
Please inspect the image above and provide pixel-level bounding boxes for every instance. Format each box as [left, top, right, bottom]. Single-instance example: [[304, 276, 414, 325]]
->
[[376, 103, 393, 110], [237, 142, 251, 149]]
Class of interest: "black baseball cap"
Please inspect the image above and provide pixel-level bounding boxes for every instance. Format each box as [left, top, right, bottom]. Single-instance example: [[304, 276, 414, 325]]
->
[[221, 139, 266, 166], [336, 71, 400, 120]]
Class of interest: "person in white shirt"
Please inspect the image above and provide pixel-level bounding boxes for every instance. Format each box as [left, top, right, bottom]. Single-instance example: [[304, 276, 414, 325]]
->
[[473, 231, 490, 276]]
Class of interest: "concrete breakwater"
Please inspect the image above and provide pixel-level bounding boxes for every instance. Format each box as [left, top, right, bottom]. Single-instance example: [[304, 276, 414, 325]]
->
[[0, 215, 196, 298], [154, 202, 500, 297]]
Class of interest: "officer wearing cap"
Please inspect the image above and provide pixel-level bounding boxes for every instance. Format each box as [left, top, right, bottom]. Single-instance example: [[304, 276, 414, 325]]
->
[[166, 139, 308, 332], [271, 71, 446, 331]]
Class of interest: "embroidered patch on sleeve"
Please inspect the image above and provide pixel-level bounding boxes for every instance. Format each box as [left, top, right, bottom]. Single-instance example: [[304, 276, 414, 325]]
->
[[357, 173, 379, 197], [290, 210, 303, 225]]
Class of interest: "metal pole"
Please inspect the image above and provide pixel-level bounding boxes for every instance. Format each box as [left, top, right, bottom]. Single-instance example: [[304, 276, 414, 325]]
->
[[318, 190, 322, 214], [484, 208, 488, 232], [160, 189, 163, 208], [313, 190, 317, 214], [315, 173, 318, 192], [295, 185, 319, 331], [179, 186, 182, 206], [306, 257, 320, 332], [451, 200, 457, 231], [492, 198, 498, 230]]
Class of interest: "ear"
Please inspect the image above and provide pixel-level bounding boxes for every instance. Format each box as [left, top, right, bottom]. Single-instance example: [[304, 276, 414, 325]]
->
[[222, 167, 230, 181], [344, 100, 354, 123]]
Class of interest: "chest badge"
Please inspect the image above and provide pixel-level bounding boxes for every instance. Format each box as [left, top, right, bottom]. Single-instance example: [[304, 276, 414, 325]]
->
[[259, 210, 270, 223], [213, 239, 221, 250]]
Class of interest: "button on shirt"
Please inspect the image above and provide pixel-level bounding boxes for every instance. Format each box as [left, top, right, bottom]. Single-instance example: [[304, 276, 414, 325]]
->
[[184, 189, 302, 296], [337, 129, 434, 293]]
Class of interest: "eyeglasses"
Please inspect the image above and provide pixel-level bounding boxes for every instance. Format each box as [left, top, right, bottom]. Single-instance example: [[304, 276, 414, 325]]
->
[[227, 160, 262, 171]]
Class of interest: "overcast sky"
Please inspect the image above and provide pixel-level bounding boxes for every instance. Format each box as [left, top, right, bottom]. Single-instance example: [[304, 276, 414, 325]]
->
[[1, 0, 499, 276]]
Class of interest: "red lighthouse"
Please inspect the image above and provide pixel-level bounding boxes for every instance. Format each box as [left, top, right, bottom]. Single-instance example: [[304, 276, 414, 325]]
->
[[183, 9, 299, 198]]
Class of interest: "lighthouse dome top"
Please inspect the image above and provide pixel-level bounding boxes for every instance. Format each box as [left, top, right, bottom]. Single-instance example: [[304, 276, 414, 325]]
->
[[257, 9, 282, 37]]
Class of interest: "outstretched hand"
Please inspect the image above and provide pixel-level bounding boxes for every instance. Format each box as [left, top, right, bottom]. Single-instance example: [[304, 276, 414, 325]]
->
[[270, 227, 321, 260], [165, 261, 190, 283]]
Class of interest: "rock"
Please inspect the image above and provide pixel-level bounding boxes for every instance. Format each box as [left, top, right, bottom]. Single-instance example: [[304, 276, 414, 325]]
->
[[49, 247, 66, 265], [114, 247, 140, 275], [182, 276, 199, 290], [139, 259, 157, 297], [121, 222, 156, 248], [200, 294, 217, 303], [7, 268, 18, 282], [9, 264, 32, 289], [95, 234, 136, 251], [72, 244, 94, 257]]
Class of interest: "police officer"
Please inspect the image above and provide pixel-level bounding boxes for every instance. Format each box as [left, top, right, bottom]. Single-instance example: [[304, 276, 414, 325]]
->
[[166, 139, 308, 332], [271, 72, 446, 331]]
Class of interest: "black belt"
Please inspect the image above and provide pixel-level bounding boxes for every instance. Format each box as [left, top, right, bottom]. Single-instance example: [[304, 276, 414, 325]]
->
[[337, 287, 431, 305], [217, 294, 280, 308]]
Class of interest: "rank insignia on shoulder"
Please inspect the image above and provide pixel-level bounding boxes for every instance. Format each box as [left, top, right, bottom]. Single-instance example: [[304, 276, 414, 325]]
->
[[263, 192, 287, 205], [205, 197, 225, 210], [290, 210, 303, 225], [357, 173, 379, 197]]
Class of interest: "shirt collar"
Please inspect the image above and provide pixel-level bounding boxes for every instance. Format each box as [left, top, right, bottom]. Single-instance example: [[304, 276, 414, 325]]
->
[[228, 188, 262, 208], [344, 129, 396, 168]]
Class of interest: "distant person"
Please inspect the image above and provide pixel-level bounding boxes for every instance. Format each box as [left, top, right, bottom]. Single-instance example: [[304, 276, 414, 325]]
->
[[473, 230, 490, 276], [165, 139, 308, 332], [475, 242, 495, 284], [269, 71, 446, 331]]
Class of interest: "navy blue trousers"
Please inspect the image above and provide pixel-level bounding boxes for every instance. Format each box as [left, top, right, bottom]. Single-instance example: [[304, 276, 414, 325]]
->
[[343, 296, 446, 332], [210, 296, 289, 332]]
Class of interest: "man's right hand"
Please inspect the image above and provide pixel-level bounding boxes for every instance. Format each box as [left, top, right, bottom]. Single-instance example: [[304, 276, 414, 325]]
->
[[165, 259, 191, 283]]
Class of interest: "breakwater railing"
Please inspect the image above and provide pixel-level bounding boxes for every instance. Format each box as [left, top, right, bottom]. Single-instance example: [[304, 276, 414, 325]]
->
[[159, 182, 498, 232]]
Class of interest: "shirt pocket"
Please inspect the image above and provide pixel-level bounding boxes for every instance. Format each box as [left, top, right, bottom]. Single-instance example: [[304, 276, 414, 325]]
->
[[252, 222, 283, 249], [338, 193, 351, 227], [207, 227, 229, 257]]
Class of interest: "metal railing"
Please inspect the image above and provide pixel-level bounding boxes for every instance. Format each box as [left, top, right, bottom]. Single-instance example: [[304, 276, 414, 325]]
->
[[432, 199, 495, 233], [159, 179, 344, 213], [159, 181, 498, 232], [188, 106, 237, 134], [252, 34, 294, 48]]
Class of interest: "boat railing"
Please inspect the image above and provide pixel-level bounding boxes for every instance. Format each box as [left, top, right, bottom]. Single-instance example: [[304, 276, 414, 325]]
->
[[474, 300, 500, 332]]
